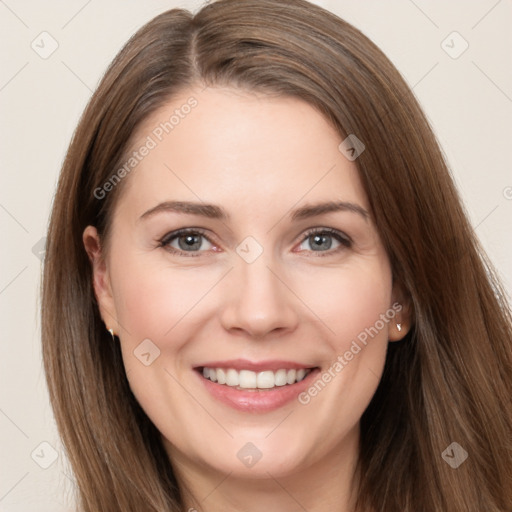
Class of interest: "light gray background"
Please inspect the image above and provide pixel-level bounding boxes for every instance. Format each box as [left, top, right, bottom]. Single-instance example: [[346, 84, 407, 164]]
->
[[1, 1, 511, 510]]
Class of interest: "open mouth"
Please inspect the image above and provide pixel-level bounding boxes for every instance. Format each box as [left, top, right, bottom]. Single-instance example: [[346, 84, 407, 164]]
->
[[196, 366, 318, 391]]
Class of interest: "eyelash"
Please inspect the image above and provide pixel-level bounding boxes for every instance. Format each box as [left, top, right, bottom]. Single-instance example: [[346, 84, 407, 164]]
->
[[158, 227, 352, 258]]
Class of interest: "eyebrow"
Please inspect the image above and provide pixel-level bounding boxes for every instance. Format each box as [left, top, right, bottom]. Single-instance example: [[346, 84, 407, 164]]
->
[[140, 201, 228, 221], [139, 200, 369, 222], [290, 201, 369, 222]]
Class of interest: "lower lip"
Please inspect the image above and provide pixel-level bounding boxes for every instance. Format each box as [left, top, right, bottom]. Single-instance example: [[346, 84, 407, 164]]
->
[[195, 368, 320, 413]]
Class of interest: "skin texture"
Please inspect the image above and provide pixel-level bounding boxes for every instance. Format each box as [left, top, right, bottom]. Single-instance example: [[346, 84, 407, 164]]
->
[[83, 87, 410, 512]]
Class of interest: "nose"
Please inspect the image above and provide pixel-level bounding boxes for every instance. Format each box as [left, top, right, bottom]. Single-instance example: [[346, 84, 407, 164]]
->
[[219, 252, 300, 339]]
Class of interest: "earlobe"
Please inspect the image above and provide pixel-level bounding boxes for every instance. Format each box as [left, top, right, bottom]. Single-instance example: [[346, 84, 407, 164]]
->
[[82, 225, 119, 333], [388, 318, 409, 342], [389, 282, 413, 342]]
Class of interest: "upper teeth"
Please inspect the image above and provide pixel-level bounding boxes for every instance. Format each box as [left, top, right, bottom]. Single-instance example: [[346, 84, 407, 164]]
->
[[202, 367, 310, 389]]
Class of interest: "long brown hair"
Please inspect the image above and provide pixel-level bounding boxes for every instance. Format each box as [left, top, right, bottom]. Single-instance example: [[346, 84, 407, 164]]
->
[[42, 0, 512, 510]]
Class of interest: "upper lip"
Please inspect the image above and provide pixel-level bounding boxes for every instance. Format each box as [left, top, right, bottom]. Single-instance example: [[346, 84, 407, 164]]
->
[[195, 359, 316, 372]]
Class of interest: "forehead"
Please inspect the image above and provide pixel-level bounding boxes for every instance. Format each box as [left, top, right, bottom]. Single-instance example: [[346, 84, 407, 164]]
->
[[115, 86, 369, 218]]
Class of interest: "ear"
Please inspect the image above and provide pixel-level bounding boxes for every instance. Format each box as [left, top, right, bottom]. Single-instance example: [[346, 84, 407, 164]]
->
[[82, 225, 119, 335], [388, 280, 413, 342]]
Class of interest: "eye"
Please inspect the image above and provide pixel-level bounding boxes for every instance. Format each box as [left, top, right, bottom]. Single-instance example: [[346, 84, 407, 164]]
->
[[158, 227, 352, 257], [159, 228, 217, 257], [296, 227, 352, 255]]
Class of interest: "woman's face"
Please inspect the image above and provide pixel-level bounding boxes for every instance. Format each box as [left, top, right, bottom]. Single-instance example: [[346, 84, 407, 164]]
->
[[84, 86, 407, 481]]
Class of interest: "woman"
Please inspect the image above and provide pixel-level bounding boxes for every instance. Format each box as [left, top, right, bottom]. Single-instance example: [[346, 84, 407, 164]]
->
[[41, 0, 512, 510]]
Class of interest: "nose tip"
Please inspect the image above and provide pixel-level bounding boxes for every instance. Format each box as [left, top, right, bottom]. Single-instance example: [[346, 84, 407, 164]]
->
[[219, 259, 299, 339]]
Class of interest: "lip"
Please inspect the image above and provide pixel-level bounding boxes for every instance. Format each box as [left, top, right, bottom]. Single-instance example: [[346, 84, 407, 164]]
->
[[194, 363, 320, 413], [194, 358, 314, 372]]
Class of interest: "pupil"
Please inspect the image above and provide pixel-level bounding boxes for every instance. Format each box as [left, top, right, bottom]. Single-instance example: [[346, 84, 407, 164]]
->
[[312, 234, 331, 250], [179, 234, 201, 251]]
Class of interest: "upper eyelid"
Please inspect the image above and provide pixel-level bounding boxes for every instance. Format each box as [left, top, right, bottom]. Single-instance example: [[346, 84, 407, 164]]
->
[[302, 227, 351, 242], [160, 227, 210, 243]]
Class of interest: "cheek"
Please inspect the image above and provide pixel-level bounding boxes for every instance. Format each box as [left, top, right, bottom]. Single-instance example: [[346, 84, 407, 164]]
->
[[108, 254, 196, 425], [294, 258, 393, 348], [293, 257, 393, 412], [294, 258, 393, 429], [110, 252, 219, 341]]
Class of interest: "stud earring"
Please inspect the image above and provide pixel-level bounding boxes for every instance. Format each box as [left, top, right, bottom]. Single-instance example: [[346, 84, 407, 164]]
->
[[396, 323, 402, 332], [108, 328, 116, 340]]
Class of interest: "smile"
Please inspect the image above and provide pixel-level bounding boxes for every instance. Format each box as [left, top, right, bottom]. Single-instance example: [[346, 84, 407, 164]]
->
[[201, 367, 313, 390], [194, 360, 321, 412]]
